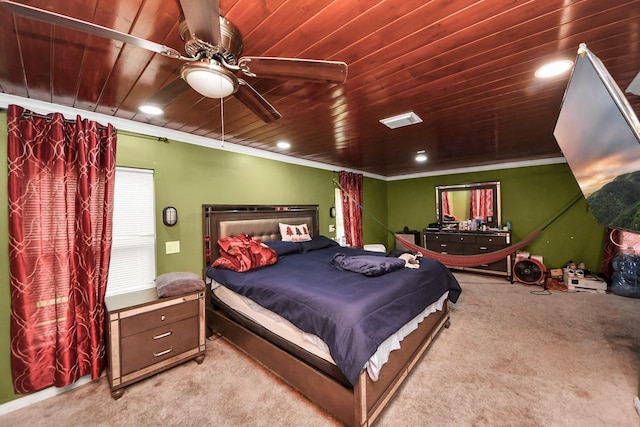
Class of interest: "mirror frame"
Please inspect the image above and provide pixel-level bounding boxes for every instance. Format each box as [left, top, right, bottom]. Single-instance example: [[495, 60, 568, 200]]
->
[[435, 181, 501, 229]]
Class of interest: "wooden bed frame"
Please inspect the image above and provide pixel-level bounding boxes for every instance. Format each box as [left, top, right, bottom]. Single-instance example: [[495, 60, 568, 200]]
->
[[202, 204, 451, 426]]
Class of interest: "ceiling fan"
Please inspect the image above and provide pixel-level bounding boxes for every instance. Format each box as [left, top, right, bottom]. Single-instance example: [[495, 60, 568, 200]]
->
[[0, 0, 348, 122]]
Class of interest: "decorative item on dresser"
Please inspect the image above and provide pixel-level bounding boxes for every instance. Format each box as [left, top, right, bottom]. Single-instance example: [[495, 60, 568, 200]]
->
[[105, 288, 206, 399], [424, 229, 512, 279]]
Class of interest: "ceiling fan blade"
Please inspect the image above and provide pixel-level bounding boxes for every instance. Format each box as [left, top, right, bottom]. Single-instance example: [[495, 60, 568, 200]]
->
[[143, 78, 190, 107], [179, 0, 221, 46], [234, 79, 282, 122], [0, 0, 183, 58], [238, 57, 348, 84]]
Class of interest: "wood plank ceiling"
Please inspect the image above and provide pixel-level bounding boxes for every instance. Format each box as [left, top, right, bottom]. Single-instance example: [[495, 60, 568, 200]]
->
[[1, 0, 639, 177]]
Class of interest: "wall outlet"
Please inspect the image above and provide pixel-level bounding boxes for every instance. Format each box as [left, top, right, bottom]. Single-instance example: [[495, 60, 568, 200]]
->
[[329, 224, 336, 232], [165, 241, 180, 254]]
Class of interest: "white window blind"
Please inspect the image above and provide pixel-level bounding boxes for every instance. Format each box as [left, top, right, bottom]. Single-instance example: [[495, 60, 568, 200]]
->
[[106, 167, 156, 297]]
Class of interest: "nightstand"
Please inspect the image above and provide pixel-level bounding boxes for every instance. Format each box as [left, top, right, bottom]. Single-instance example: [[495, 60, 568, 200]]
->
[[105, 288, 206, 399]]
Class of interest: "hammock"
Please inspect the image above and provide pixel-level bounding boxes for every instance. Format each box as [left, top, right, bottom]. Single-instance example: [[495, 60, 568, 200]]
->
[[332, 177, 581, 270], [395, 230, 541, 268]]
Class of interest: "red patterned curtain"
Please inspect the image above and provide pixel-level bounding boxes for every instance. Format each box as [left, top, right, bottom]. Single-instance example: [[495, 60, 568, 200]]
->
[[7, 105, 117, 393], [441, 191, 451, 217], [470, 188, 494, 221], [339, 171, 363, 248]]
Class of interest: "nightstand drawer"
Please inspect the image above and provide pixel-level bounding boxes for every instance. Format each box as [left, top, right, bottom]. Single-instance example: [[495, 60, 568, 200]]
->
[[121, 316, 199, 375], [120, 299, 199, 337]]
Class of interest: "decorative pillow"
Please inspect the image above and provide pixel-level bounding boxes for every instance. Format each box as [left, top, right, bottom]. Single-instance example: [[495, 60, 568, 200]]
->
[[155, 272, 205, 298], [279, 223, 312, 242], [300, 235, 340, 253], [264, 240, 303, 256], [212, 233, 278, 272]]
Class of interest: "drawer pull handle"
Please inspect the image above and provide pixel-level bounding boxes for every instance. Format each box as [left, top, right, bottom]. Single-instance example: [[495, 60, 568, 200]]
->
[[160, 315, 166, 321], [154, 348, 173, 357], [479, 246, 487, 250], [153, 331, 173, 340]]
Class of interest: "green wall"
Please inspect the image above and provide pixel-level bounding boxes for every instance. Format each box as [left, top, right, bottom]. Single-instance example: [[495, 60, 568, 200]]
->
[[0, 117, 386, 405], [387, 163, 606, 270], [0, 110, 607, 406], [116, 132, 343, 275]]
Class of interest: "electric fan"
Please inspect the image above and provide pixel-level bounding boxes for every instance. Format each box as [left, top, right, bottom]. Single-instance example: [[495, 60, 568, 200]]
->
[[513, 258, 546, 285]]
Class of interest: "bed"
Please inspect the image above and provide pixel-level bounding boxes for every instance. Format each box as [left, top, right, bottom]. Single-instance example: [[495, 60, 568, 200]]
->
[[202, 204, 461, 426]]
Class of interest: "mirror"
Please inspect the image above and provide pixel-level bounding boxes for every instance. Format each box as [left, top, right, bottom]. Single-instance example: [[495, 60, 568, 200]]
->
[[435, 181, 501, 230]]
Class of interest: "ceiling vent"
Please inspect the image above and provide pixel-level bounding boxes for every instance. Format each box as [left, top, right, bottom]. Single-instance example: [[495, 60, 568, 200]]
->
[[379, 112, 423, 129]]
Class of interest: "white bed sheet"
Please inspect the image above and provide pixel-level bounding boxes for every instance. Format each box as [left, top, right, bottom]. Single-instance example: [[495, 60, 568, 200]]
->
[[212, 282, 448, 381]]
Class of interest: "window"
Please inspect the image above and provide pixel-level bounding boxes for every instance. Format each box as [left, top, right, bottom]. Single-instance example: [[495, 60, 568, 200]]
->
[[334, 188, 345, 245], [107, 167, 156, 296]]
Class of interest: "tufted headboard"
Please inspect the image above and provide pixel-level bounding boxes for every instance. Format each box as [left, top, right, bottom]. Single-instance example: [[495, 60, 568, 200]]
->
[[202, 204, 319, 267]]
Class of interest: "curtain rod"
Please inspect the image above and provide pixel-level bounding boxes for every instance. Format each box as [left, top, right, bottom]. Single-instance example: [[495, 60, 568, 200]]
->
[[20, 110, 114, 133], [18, 114, 168, 142], [117, 128, 168, 142]]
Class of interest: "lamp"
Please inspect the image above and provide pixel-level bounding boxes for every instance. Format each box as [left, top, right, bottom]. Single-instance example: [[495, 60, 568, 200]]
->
[[181, 59, 238, 98], [163, 206, 178, 226]]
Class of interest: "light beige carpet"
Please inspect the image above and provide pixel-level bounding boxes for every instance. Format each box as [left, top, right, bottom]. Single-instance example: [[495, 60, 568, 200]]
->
[[1, 272, 639, 426]]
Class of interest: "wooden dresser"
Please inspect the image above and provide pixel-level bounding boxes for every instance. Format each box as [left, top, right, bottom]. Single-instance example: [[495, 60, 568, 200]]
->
[[424, 229, 512, 278], [105, 288, 206, 399]]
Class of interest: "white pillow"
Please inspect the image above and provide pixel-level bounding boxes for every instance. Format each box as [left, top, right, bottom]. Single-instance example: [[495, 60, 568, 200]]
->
[[279, 223, 312, 242]]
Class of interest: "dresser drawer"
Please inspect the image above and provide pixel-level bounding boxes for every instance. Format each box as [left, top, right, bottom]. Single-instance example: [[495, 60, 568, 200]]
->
[[427, 233, 451, 242], [449, 234, 476, 244], [120, 299, 199, 337], [471, 243, 504, 253], [121, 316, 199, 375], [435, 241, 464, 254], [473, 258, 508, 272], [476, 235, 507, 245]]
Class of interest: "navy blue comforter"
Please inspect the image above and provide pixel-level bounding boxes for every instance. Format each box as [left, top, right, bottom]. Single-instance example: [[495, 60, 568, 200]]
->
[[207, 243, 461, 385]]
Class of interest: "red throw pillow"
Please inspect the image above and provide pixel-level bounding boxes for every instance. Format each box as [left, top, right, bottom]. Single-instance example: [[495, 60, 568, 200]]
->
[[212, 234, 278, 272]]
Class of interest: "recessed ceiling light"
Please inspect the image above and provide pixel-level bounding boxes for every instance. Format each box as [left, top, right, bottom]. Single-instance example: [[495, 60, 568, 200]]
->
[[535, 59, 573, 78], [139, 104, 164, 115], [415, 150, 427, 162], [379, 112, 423, 129], [276, 141, 291, 149]]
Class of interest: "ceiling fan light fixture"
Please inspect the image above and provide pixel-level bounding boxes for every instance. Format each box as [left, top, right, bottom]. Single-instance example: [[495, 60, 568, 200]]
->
[[380, 112, 423, 129], [181, 59, 237, 98]]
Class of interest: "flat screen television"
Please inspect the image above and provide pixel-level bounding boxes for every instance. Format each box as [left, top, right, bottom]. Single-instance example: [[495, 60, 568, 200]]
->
[[553, 43, 640, 233]]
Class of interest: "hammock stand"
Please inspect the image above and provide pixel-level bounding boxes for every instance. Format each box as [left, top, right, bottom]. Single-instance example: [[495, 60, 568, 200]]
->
[[333, 178, 582, 268]]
